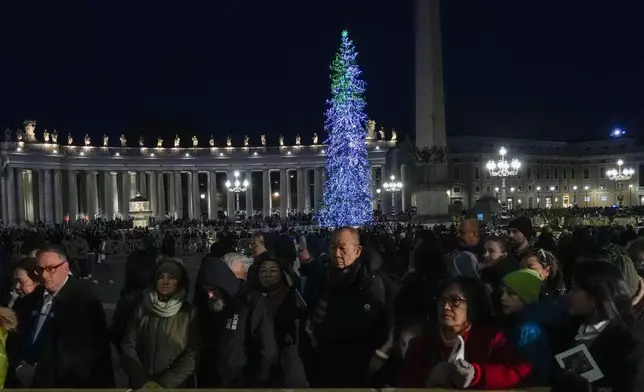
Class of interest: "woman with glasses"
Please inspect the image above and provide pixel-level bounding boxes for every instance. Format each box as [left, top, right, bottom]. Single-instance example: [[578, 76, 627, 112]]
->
[[398, 276, 532, 389]]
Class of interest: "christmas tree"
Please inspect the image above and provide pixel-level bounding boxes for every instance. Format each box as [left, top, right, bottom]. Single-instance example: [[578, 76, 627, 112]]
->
[[319, 30, 373, 227]]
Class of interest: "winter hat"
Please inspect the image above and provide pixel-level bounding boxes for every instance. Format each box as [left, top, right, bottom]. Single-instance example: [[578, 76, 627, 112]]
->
[[502, 269, 542, 305], [602, 243, 640, 296], [156, 259, 185, 282], [508, 216, 535, 240]]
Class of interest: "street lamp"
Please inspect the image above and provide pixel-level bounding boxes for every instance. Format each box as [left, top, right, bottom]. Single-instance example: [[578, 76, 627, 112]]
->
[[536, 186, 541, 209], [376, 188, 382, 211], [629, 184, 634, 206], [573, 185, 578, 206], [607, 159, 634, 206], [486, 146, 521, 203], [225, 171, 249, 212], [549, 186, 555, 208], [494, 187, 500, 199], [607, 159, 635, 181], [584, 185, 590, 207], [382, 175, 403, 213]]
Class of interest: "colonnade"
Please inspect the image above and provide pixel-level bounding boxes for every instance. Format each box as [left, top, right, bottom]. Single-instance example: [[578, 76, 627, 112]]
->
[[0, 166, 327, 225]]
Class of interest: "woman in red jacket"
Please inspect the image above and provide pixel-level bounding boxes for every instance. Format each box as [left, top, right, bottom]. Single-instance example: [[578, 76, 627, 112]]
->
[[398, 276, 533, 389]]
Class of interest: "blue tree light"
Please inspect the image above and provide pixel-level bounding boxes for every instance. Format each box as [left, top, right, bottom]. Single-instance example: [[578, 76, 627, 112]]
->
[[319, 30, 373, 227]]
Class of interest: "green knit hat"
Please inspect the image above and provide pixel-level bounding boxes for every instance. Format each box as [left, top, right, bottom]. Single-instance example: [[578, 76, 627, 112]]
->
[[502, 269, 543, 305], [602, 243, 640, 296]]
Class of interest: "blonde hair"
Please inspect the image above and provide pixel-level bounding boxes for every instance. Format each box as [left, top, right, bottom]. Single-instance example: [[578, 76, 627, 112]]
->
[[0, 307, 17, 332]]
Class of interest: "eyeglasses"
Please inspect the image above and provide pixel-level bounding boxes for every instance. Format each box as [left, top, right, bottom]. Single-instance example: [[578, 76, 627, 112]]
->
[[35, 261, 66, 276], [437, 295, 466, 308]]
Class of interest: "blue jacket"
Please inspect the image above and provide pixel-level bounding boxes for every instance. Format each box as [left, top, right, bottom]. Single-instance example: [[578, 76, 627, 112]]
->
[[505, 307, 553, 387]]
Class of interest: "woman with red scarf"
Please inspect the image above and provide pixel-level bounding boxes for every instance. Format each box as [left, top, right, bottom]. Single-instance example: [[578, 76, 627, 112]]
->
[[398, 277, 533, 389]]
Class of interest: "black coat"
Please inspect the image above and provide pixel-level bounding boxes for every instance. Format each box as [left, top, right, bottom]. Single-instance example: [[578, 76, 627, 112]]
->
[[8, 277, 114, 388], [195, 257, 278, 388], [554, 322, 644, 392], [304, 259, 390, 388]]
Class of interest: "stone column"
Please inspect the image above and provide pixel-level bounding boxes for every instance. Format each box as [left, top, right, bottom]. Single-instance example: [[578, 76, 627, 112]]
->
[[279, 169, 288, 217], [67, 170, 78, 220], [303, 169, 311, 212], [226, 171, 235, 218], [149, 171, 158, 218], [208, 171, 217, 219], [167, 173, 176, 218], [245, 170, 253, 216], [43, 170, 53, 224], [6, 168, 16, 226], [174, 172, 183, 219], [108, 172, 118, 219], [313, 168, 323, 211], [16, 169, 25, 225], [103, 172, 112, 218], [120, 172, 131, 220], [370, 166, 378, 210], [85, 171, 98, 218], [285, 169, 292, 213], [297, 169, 305, 213], [53, 170, 63, 223], [262, 170, 271, 217], [191, 171, 201, 219], [37, 170, 46, 222], [129, 172, 138, 199], [0, 175, 7, 225], [401, 165, 408, 212], [24, 170, 35, 223], [157, 172, 165, 217], [139, 171, 148, 198]]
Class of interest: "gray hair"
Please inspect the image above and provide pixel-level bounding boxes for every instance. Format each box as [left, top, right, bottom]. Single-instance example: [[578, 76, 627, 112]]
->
[[222, 252, 253, 272]]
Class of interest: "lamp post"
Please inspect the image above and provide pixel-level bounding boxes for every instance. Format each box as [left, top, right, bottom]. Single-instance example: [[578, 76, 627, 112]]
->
[[382, 175, 403, 213], [225, 171, 249, 213], [494, 187, 500, 199], [486, 147, 521, 203], [572, 185, 578, 207], [607, 159, 635, 207], [509, 187, 515, 210], [629, 184, 634, 206], [536, 186, 541, 209], [584, 185, 590, 207], [549, 186, 555, 208]]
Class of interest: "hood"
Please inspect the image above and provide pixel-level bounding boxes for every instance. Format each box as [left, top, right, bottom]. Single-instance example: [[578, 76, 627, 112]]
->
[[361, 247, 384, 273], [0, 307, 17, 333], [197, 256, 240, 297]]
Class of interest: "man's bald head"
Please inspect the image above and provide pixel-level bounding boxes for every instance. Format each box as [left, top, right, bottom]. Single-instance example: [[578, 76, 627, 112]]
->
[[457, 219, 480, 247], [330, 227, 362, 269]]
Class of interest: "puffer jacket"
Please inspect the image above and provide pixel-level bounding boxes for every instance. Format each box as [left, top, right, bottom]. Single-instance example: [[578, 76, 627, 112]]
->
[[120, 302, 199, 388]]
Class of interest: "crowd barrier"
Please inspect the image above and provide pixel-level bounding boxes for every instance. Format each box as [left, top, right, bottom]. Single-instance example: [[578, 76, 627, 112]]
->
[[0, 389, 551, 392], [10, 237, 255, 257]]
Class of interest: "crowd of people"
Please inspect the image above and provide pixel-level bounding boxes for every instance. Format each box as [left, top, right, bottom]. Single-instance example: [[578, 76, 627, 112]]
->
[[0, 216, 643, 390]]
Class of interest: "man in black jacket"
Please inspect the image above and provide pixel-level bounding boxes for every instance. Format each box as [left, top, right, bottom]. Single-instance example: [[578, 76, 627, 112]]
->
[[194, 257, 277, 388], [8, 244, 114, 388], [304, 226, 391, 388]]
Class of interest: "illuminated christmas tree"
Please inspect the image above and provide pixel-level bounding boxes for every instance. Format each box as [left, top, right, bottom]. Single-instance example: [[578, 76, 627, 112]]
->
[[319, 30, 373, 227]]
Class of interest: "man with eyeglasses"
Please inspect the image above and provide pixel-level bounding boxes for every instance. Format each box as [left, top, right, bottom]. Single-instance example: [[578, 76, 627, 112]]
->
[[8, 245, 114, 388]]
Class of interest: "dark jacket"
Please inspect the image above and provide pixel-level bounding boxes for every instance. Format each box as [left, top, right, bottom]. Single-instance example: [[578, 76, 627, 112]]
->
[[304, 256, 391, 388], [553, 322, 644, 392], [109, 290, 144, 347], [8, 277, 114, 388], [120, 300, 199, 388], [195, 257, 278, 388]]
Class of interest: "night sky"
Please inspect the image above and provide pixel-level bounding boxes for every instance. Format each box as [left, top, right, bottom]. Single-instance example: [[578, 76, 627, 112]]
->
[[0, 0, 642, 144]]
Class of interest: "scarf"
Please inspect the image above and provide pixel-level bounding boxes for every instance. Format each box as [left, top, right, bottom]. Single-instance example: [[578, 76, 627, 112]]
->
[[143, 289, 186, 318]]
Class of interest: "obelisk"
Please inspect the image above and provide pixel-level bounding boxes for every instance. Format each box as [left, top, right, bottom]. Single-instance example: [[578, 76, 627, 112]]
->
[[414, 0, 449, 217]]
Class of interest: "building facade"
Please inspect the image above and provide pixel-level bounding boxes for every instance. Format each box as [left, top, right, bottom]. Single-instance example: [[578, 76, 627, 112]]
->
[[447, 136, 644, 210], [0, 136, 397, 225]]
